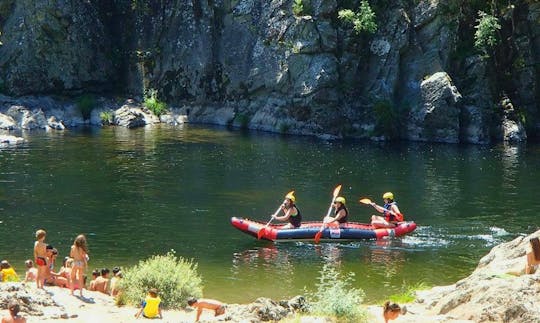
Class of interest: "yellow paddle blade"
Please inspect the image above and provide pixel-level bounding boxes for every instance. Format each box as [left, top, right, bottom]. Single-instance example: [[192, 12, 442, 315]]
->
[[359, 198, 372, 205], [333, 185, 342, 197]]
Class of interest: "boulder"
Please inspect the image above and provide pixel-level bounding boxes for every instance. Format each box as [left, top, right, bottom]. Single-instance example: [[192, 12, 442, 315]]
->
[[414, 230, 540, 323]]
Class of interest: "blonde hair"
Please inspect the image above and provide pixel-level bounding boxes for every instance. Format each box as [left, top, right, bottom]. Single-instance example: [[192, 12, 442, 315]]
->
[[73, 234, 88, 253], [36, 229, 46, 240]]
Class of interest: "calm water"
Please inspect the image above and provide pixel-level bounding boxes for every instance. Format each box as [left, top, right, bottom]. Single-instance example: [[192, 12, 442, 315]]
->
[[1, 125, 539, 303]]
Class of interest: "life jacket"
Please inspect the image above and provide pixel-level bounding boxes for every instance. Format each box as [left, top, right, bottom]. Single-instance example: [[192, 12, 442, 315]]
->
[[335, 205, 348, 223], [289, 204, 302, 227], [143, 296, 161, 318], [383, 202, 403, 222]]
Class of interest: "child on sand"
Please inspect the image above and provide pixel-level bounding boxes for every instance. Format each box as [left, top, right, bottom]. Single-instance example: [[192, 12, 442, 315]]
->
[[88, 269, 100, 291], [92, 268, 110, 294], [33, 229, 48, 289], [0, 260, 19, 282], [134, 288, 162, 319], [187, 298, 225, 322], [109, 267, 122, 297], [382, 301, 405, 323], [1, 300, 26, 323], [24, 260, 37, 282], [69, 234, 88, 297]]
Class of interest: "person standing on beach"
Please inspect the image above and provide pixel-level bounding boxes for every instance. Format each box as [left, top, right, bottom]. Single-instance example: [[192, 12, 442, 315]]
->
[[69, 234, 88, 297], [33, 229, 48, 289]]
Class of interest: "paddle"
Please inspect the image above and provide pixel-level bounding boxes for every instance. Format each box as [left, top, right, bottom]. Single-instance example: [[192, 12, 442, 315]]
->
[[257, 190, 295, 240], [314, 185, 342, 243], [359, 197, 403, 221]]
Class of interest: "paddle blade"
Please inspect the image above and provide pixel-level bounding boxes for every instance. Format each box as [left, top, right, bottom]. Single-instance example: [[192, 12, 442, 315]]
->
[[257, 228, 266, 240], [333, 185, 342, 198], [314, 231, 322, 243], [359, 198, 372, 205]]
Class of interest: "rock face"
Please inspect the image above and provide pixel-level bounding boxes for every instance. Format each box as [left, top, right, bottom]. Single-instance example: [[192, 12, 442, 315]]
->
[[0, 0, 538, 143], [414, 230, 540, 323]]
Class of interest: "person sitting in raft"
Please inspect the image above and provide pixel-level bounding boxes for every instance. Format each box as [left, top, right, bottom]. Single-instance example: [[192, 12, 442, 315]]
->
[[525, 236, 540, 274], [370, 192, 404, 229], [323, 196, 348, 225], [272, 192, 302, 228], [187, 298, 225, 322]]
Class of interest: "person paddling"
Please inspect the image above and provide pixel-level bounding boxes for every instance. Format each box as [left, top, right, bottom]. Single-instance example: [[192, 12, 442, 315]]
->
[[272, 192, 302, 228], [323, 196, 348, 225], [369, 192, 404, 228]]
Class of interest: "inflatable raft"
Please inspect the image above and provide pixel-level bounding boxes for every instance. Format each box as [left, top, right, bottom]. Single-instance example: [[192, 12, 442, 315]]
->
[[230, 217, 417, 242]]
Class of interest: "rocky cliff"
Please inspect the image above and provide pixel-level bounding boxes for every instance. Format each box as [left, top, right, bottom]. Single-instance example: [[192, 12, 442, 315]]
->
[[0, 0, 538, 143]]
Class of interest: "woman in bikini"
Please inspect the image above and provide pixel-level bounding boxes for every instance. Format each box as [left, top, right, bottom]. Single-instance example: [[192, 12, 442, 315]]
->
[[69, 234, 88, 296]]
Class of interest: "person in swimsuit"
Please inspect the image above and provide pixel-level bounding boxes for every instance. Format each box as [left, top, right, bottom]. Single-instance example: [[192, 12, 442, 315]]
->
[[69, 234, 88, 297], [24, 260, 37, 282], [33, 229, 48, 289], [1, 300, 26, 323], [525, 237, 540, 274], [187, 298, 225, 322], [272, 192, 302, 228]]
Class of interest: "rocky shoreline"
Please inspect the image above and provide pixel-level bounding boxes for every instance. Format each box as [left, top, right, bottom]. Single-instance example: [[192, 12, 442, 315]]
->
[[1, 230, 539, 322]]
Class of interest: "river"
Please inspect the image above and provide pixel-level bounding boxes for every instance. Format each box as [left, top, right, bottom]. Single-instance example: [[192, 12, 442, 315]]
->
[[1, 125, 539, 303]]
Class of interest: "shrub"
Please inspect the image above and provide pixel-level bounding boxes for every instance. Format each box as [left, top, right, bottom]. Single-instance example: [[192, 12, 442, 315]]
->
[[474, 11, 501, 56], [373, 100, 399, 139], [76, 94, 96, 120], [144, 89, 168, 117], [116, 251, 203, 309], [307, 264, 368, 323], [388, 281, 431, 304], [338, 1, 377, 34], [99, 111, 113, 125], [292, 0, 304, 16]]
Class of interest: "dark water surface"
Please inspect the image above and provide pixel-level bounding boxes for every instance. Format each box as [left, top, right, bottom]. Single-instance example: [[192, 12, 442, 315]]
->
[[1, 125, 539, 303]]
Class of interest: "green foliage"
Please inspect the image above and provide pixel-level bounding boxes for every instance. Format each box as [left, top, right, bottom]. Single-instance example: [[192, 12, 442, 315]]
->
[[338, 1, 377, 34], [373, 100, 399, 139], [388, 281, 431, 304], [235, 113, 250, 130], [278, 122, 291, 134], [144, 89, 168, 117], [99, 111, 113, 125], [307, 264, 368, 323], [116, 251, 203, 309], [76, 94, 96, 120], [474, 11, 501, 56], [292, 0, 304, 16]]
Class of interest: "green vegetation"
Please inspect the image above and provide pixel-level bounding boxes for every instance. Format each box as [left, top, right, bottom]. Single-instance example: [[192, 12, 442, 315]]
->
[[373, 100, 399, 139], [474, 11, 501, 57], [76, 94, 96, 120], [338, 1, 377, 34], [235, 113, 250, 130], [292, 0, 304, 16], [388, 281, 431, 304], [99, 111, 113, 125], [306, 264, 368, 323], [116, 251, 203, 309], [144, 89, 168, 117], [278, 121, 291, 134]]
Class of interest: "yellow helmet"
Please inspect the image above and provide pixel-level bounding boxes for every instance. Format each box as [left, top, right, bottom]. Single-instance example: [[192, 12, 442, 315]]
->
[[334, 196, 346, 204], [285, 193, 296, 203], [383, 192, 394, 200]]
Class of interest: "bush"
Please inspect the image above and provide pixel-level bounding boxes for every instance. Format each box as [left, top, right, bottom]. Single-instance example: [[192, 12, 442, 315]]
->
[[388, 281, 430, 304], [373, 100, 399, 139], [338, 1, 377, 34], [76, 94, 96, 120], [307, 264, 368, 323], [474, 11, 501, 56], [144, 89, 168, 117], [99, 111, 113, 125], [292, 0, 304, 16], [116, 251, 203, 309]]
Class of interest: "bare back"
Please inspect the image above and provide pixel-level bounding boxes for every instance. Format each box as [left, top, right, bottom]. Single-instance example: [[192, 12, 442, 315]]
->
[[34, 241, 46, 259]]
